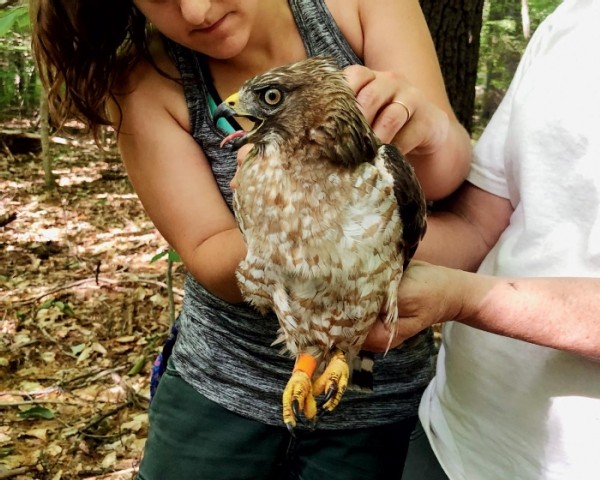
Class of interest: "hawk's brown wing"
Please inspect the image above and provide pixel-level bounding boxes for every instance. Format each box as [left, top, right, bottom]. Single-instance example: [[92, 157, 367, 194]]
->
[[379, 144, 427, 268]]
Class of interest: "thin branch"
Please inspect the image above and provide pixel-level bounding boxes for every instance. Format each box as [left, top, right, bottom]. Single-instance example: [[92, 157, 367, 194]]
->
[[79, 467, 138, 480], [0, 386, 61, 397], [2, 275, 184, 306], [0, 399, 88, 408], [1, 140, 15, 161], [78, 402, 130, 434], [0, 467, 32, 480]]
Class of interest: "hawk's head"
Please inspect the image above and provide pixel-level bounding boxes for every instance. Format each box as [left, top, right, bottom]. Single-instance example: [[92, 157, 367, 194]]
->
[[214, 57, 379, 166]]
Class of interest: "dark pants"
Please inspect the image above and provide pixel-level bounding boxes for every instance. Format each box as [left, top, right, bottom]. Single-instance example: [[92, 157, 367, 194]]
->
[[401, 420, 449, 480], [138, 366, 417, 480]]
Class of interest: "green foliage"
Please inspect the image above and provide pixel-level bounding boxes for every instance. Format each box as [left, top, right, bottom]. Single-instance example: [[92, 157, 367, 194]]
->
[[0, 4, 37, 122], [151, 248, 181, 326], [39, 298, 75, 316], [0, 0, 570, 139], [18, 406, 56, 420], [0, 5, 29, 37], [150, 248, 182, 264], [473, 0, 562, 136]]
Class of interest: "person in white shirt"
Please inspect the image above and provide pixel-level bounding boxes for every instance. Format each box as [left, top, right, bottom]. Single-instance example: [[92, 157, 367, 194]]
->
[[366, 0, 600, 478]]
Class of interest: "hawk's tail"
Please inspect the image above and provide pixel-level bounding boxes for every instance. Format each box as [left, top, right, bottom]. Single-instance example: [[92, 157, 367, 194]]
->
[[349, 351, 374, 392]]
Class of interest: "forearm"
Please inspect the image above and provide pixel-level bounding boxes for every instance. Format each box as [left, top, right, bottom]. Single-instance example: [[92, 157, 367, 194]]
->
[[185, 228, 247, 304], [453, 270, 600, 360], [415, 211, 490, 271]]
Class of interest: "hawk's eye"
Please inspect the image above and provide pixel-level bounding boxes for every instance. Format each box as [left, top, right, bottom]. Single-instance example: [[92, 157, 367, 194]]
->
[[261, 88, 283, 106]]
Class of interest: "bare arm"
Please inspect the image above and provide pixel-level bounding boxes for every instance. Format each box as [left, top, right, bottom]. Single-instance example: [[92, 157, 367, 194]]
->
[[340, 0, 472, 200], [365, 262, 600, 361], [365, 182, 600, 360], [111, 58, 245, 303], [415, 181, 513, 270]]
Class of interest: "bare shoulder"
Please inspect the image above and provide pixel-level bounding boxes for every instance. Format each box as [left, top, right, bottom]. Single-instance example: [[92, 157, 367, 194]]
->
[[110, 36, 189, 134], [355, 0, 437, 66], [324, 0, 363, 59]]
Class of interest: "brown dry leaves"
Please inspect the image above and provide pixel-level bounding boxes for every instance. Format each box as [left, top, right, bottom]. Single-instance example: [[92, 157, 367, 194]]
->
[[0, 135, 184, 479]]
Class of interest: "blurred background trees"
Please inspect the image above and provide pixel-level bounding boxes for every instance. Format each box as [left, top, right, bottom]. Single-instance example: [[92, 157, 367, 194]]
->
[[419, 0, 561, 136], [0, 0, 564, 140], [472, 0, 561, 136], [0, 1, 34, 125]]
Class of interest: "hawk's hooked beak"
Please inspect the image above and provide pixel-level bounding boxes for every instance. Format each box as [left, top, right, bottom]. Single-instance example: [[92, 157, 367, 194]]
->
[[213, 92, 241, 124], [214, 92, 260, 151]]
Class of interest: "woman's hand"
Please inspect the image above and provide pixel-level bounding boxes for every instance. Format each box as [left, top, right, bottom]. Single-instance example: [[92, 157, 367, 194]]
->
[[344, 65, 450, 157], [363, 261, 465, 352]]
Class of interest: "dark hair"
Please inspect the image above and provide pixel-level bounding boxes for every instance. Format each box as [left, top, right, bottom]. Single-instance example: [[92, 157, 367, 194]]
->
[[31, 0, 151, 141]]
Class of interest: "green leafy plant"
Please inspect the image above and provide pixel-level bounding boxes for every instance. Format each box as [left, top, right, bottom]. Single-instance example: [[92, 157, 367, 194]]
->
[[0, 5, 29, 37], [18, 405, 55, 420], [151, 247, 181, 326]]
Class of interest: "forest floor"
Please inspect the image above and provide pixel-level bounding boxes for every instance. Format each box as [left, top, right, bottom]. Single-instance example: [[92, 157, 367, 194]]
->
[[1, 126, 185, 479]]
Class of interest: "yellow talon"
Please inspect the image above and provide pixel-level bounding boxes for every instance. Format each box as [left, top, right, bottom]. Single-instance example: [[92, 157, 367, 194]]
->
[[312, 349, 349, 412], [282, 370, 317, 428], [282, 353, 318, 428]]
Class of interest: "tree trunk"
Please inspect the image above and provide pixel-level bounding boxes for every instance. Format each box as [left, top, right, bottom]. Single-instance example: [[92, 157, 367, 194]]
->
[[39, 89, 56, 189], [521, 0, 531, 39], [420, 0, 485, 133]]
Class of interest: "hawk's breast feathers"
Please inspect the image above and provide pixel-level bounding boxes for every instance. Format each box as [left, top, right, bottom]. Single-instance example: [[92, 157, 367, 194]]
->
[[215, 57, 426, 364]]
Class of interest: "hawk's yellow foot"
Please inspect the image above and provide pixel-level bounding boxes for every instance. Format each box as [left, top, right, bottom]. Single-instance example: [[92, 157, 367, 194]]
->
[[282, 354, 318, 433], [312, 349, 349, 413]]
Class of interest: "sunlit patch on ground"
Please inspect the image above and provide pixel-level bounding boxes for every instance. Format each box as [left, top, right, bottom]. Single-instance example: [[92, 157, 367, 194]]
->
[[0, 139, 184, 478]]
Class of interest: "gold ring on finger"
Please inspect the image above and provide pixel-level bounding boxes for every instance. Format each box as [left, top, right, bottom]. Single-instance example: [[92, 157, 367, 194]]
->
[[391, 100, 412, 122]]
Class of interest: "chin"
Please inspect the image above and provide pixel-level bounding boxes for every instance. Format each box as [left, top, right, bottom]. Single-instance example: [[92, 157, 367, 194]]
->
[[185, 28, 249, 59], [203, 39, 249, 60]]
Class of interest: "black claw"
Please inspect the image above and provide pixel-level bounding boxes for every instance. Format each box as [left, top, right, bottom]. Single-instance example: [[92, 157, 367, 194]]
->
[[286, 422, 296, 438], [297, 415, 310, 427], [324, 385, 336, 404], [317, 384, 337, 409], [292, 399, 300, 419], [315, 407, 329, 424]]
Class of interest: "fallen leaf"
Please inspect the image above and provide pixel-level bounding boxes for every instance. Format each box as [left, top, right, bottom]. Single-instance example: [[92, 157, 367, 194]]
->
[[13, 333, 31, 347], [78, 440, 90, 455], [18, 381, 45, 392], [115, 335, 136, 343], [40, 351, 56, 363], [91, 342, 107, 355], [46, 443, 62, 457], [76, 346, 93, 364], [18, 406, 55, 420], [120, 413, 148, 433], [70, 343, 86, 355], [22, 428, 48, 441], [101, 451, 117, 469]]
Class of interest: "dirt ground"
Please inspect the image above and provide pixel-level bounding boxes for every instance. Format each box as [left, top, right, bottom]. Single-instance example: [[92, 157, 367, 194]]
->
[[1, 130, 185, 479]]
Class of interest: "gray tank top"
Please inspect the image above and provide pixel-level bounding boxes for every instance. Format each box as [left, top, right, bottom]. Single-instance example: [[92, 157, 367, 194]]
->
[[167, 0, 434, 429]]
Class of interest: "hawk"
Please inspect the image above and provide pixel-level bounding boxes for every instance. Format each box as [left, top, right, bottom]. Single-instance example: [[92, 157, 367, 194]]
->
[[214, 57, 427, 431]]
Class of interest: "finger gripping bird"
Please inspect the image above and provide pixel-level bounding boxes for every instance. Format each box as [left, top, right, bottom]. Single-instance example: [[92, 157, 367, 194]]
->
[[214, 57, 427, 432]]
